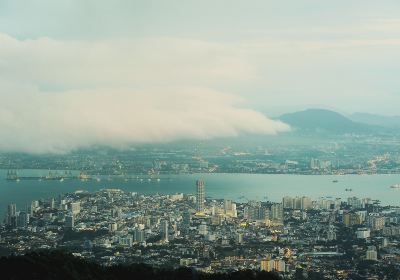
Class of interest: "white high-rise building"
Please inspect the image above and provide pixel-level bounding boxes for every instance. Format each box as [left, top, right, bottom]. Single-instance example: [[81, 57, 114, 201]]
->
[[70, 202, 81, 215], [366, 246, 378, 261], [161, 220, 169, 242]]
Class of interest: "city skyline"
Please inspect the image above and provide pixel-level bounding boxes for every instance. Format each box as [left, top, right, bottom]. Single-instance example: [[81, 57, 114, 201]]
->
[[1, 179, 397, 278]]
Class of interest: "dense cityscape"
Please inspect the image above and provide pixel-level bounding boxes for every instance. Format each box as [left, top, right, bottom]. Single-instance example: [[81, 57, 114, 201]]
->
[[1, 134, 400, 177], [1, 1, 400, 279], [1, 180, 400, 279]]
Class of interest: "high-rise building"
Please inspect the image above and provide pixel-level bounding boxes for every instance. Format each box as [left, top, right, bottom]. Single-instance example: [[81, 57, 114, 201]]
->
[[282, 196, 294, 209], [261, 258, 285, 272], [17, 211, 29, 228], [161, 220, 169, 242], [366, 246, 378, 261], [271, 203, 283, 223], [7, 203, 17, 227], [198, 222, 208, 235], [134, 228, 145, 243], [282, 196, 312, 210], [260, 259, 272, 271], [196, 180, 205, 213], [119, 235, 133, 247], [50, 198, 55, 209], [65, 215, 74, 229], [182, 208, 191, 228], [70, 202, 81, 215]]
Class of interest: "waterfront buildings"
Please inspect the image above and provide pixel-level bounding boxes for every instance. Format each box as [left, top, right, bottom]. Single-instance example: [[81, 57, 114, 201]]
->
[[1, 181, 400, 279]]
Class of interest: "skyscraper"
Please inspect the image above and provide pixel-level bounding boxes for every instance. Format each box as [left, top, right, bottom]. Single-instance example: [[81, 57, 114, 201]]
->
[[8, 203, 16, 217], [161, 220, 169, 242], [65, 215, 75, 229], [182, 208, 191, 229], [134, 228, 145, 243], [271, 203, 284, 223], [7, 203, 17, 227], [196, 180, 205, 213]]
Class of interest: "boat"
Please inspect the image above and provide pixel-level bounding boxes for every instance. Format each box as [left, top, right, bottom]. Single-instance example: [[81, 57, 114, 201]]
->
[[345, 188, 352, 192], [332, 180, 338, 183], [78, 172, 91, 181], [390, 184, 400, 189], [6, 170, 19, 181]]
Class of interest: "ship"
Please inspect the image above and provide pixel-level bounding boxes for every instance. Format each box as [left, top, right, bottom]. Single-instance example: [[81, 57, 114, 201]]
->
[[332, 179, 338, 183], [390, 184, 400, 189], [6, 170, 19, 181], [78, 172, 91, 181], [345, 188, 353, 192]]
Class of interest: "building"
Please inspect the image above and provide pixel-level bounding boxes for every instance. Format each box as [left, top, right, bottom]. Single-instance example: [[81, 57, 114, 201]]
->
[[134, 228, 145, 243], [182, 208, 191, 228], [260, 259, 272, 272], [271, 203, 283, 223], [119, 235, 133, 247], [65, 215, 74, 229], [260, 258, 286, 272], [109, 222, 118, 232], [356, 228, 371, 239], [343, 212, 363, 227], [282, 196, 312, 210], [70, 202, 81, 215], [196, 180, 205, 213], [198, 222, 208, 235], [17, 212, 29, 228], [161, 220, 169, 242], [7, 203, 17, 227], [223, 199, 237, 217], [283, 196, 294, 209], [369, 215, 386, 231], [366, 246, 378, 261]]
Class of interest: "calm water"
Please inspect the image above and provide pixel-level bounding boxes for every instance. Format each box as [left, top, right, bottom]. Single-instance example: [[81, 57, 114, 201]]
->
[[1, 169, 400, 217]]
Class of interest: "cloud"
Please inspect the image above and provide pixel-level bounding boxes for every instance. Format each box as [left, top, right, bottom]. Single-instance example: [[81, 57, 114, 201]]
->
[[0, 34, 254, 89], [0, 33, 289, 153]]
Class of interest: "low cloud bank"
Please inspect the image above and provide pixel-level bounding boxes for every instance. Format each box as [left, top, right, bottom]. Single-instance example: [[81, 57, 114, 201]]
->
[[0, 34, 289, 153]]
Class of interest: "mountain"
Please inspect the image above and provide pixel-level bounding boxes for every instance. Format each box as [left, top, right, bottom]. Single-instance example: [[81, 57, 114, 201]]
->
[[279, 109, 384, 134], [350, 112, 400, 129]]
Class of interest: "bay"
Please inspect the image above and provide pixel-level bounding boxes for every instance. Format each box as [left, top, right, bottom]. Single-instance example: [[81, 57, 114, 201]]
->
[[1, 169, 400, 218]]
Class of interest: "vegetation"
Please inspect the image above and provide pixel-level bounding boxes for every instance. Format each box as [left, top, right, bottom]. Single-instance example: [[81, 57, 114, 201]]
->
[[0, 251, 282, 280]]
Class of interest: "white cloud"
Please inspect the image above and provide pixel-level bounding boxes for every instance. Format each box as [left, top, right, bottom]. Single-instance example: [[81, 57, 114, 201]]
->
[[0, 33, 289, 153]]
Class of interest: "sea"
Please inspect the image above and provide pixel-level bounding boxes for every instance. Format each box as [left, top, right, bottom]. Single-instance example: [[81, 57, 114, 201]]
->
[[1, 169, 400, 218]]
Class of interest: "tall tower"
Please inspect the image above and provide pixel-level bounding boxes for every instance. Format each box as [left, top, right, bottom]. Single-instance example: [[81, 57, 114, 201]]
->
[[161, 220, 169, 242], [196, 180, 205, 213], [7, 203, 17, 227]]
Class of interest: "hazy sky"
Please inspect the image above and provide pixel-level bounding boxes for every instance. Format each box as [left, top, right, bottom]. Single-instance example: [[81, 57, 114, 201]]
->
[[0, 0, 399, 152]]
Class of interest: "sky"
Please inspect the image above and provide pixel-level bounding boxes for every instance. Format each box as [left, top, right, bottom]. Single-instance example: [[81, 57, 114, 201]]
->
[[0, 0, 399, 153]]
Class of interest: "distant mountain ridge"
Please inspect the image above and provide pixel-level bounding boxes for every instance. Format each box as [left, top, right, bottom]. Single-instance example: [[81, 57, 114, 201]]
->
[[350, 112, 400, 129], [278, 109, 386, 134]]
